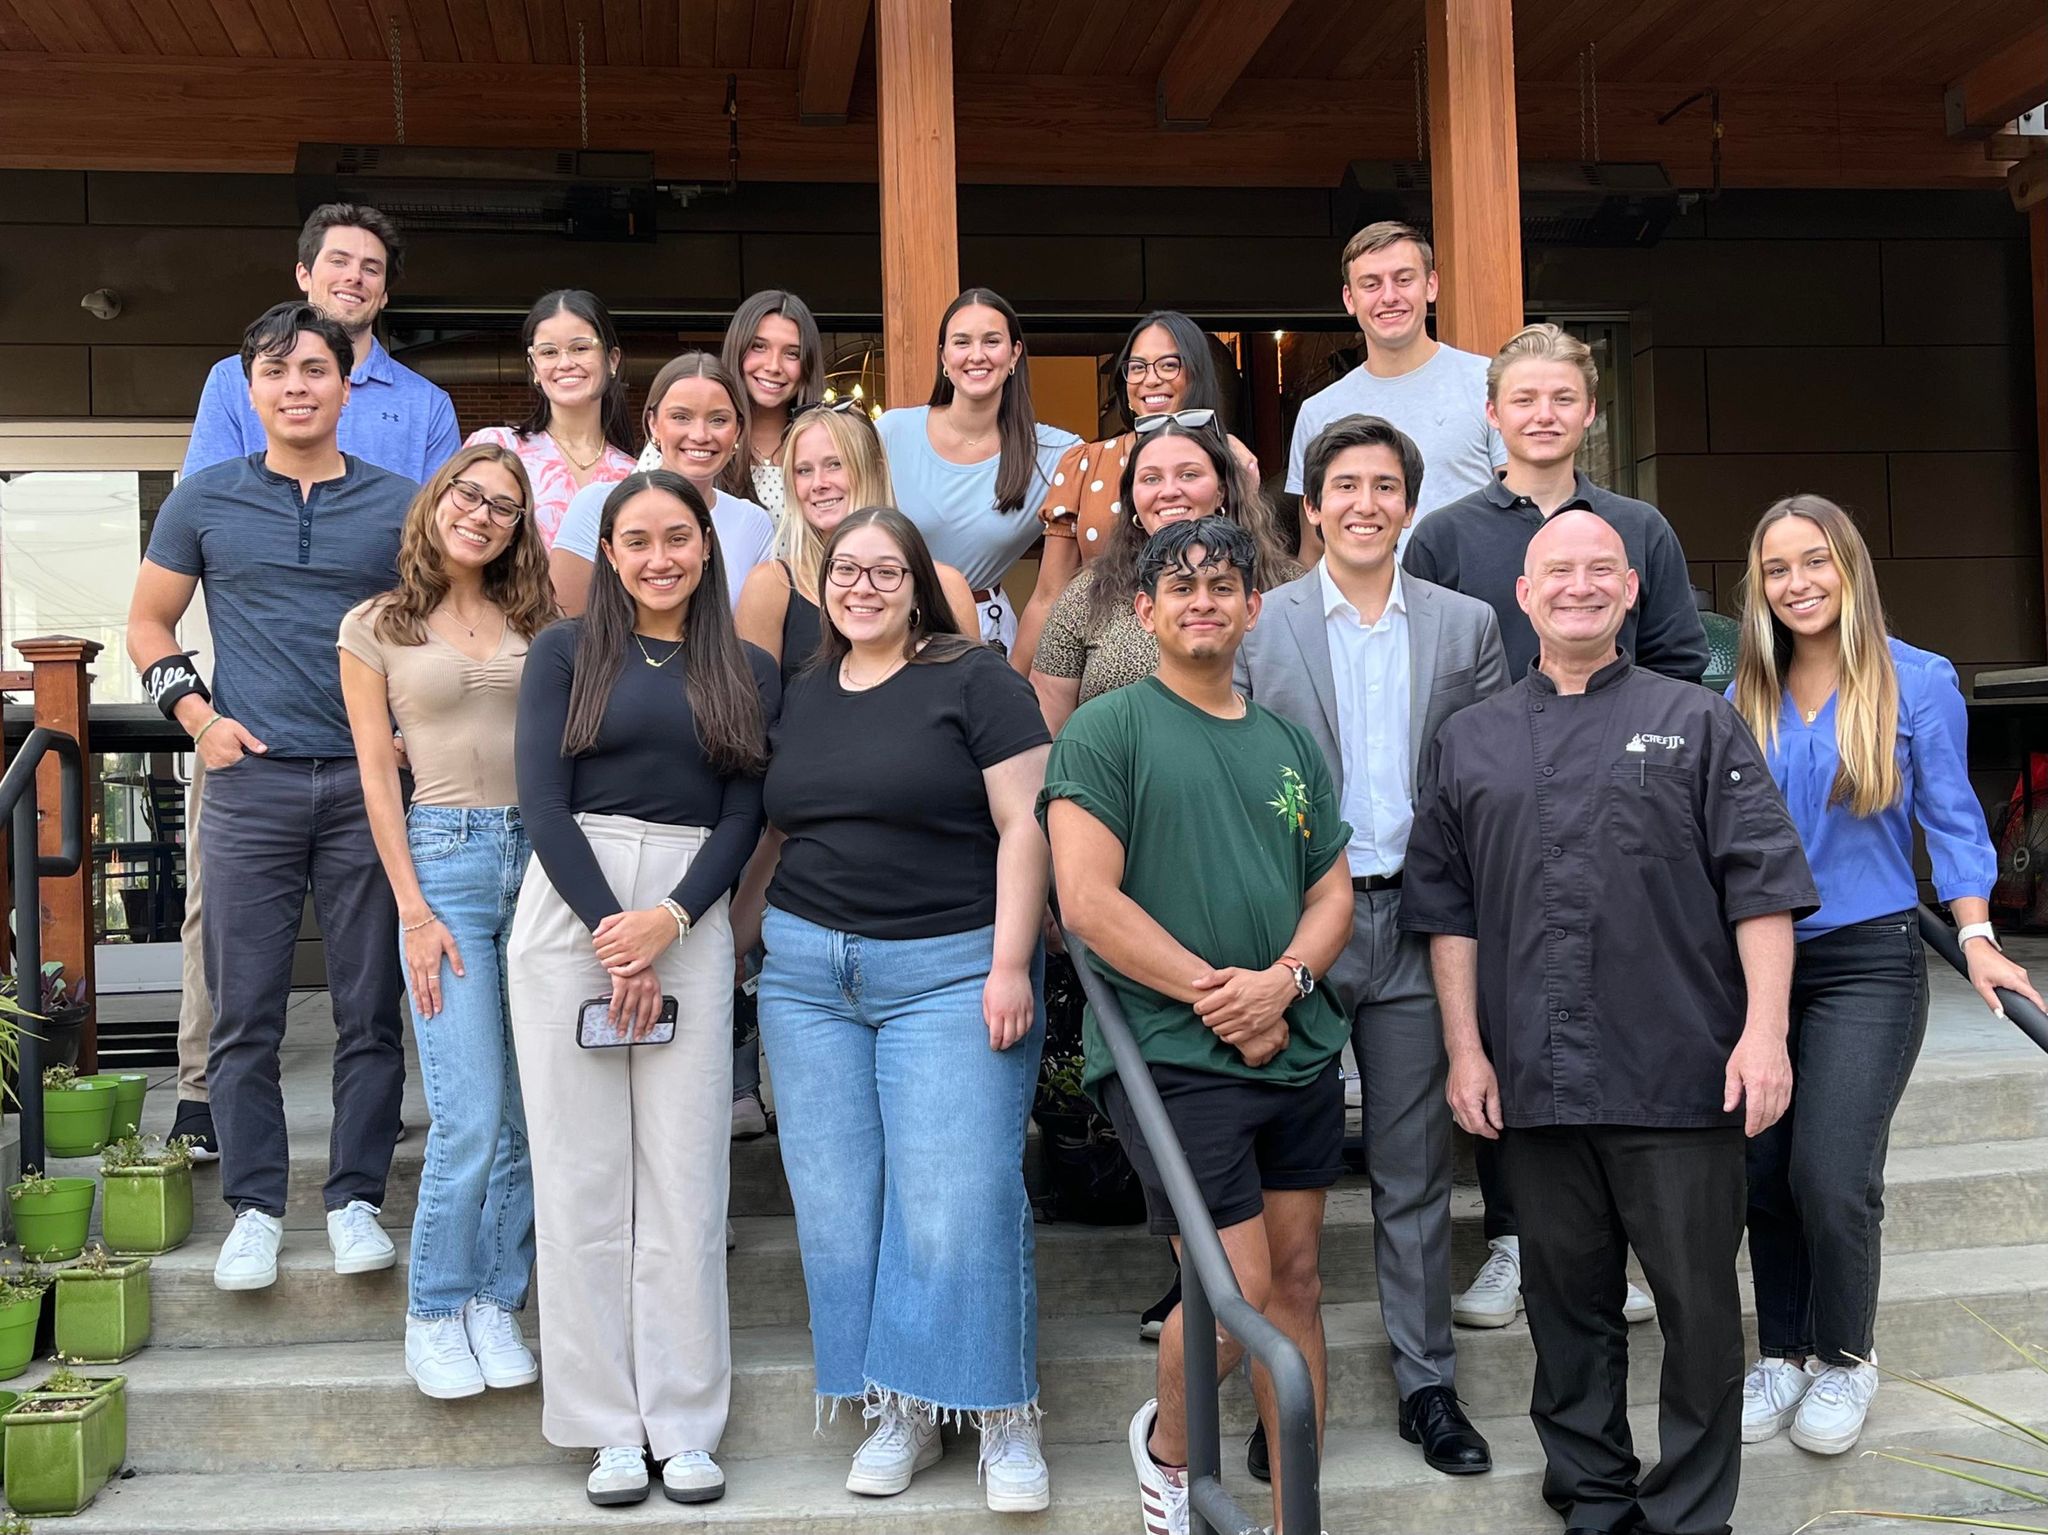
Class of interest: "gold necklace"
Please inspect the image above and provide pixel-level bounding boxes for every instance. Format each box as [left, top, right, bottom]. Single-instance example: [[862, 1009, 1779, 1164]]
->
[[438, 597, 495, 639], [551, 430, 605, 472], [842, 651, 910, 690], [633, 631, 684, 668]]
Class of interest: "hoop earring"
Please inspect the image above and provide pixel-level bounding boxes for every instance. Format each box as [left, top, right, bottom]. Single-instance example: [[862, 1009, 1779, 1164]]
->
[[909, 605, 923, 629]]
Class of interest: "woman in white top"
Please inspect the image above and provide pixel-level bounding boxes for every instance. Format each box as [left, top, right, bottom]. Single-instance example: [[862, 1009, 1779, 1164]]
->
[[553, 352, 776, 616], [874, 288, 1078, 659], [722, 291, 826, 532]]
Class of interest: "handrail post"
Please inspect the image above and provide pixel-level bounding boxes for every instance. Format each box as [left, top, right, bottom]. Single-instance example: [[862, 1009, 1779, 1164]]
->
[[13, 790, 44, 1175], [1181, 1261, 1223, 1535], [14, 637, 100, 1074]]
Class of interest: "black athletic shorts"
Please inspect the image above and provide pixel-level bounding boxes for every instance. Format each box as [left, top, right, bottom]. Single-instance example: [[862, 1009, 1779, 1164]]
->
[[1098, 1056, 1345, 1236]]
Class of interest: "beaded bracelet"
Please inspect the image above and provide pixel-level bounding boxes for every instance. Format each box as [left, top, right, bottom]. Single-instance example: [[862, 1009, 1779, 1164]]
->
[[401, 913, 439, 934]]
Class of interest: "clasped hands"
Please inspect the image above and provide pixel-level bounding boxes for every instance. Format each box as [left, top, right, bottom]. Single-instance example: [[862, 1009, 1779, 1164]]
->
[[1192, 962, 1297, 1068], [591, 907, 683, 1038]]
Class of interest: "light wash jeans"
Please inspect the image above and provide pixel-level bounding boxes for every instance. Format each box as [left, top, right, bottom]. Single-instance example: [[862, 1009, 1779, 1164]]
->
[[759, 905, 1044, 1415], [402, 805, 536, 1320]]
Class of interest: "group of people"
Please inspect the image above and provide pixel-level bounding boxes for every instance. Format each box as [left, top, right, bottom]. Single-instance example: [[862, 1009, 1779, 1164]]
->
[[122, 202, 2039, 1535]]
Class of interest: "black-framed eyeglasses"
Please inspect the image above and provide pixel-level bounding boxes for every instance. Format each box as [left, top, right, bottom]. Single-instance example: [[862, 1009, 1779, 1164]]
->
[[447, 478, 526, 525], [1134, 408, 1217, 434], [1124, 354, 1185, 383], [825, 557, 908, 592]]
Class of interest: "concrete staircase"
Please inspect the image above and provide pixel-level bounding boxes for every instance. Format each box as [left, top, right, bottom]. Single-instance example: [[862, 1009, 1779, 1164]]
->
[[37, 953, 2048, 1533]]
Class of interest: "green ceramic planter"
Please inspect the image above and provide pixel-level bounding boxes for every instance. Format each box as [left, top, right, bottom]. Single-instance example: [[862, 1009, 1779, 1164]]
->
[[0, 1293, 42, 1383], [41, 1080, 117, 1159], [16, 1376, 127, 1483], [2, 1385, 113, 1515], [101, 1164, 192, 1256], [53, 1258, 150, 1364], [80, 1075, 148, 1141], [6, 1178, 95, 1262]]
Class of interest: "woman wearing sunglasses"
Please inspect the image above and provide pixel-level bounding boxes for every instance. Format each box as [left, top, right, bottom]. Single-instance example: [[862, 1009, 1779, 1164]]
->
[[337, 444, 555, 1403]]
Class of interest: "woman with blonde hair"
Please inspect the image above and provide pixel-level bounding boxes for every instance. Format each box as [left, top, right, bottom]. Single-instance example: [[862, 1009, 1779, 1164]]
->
[[337, 442, 556, 1401], [1731, 494, 2040, 1457]]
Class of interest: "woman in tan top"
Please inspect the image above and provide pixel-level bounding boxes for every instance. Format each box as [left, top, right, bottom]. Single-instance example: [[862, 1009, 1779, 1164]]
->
[[337, 442, 559, 1403]]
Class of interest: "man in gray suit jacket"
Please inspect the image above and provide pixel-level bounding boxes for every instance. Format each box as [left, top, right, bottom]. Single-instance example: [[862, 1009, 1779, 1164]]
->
[[1237, 414, 1507, 1477]]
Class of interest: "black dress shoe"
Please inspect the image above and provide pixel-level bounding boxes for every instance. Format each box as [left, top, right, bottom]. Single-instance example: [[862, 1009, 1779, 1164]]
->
[[1399, 1385, 1492, 1474], [1245, 1419, 1270, 1483]]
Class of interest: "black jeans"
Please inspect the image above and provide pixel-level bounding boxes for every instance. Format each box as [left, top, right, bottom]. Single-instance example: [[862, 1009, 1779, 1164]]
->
[[1747, 911, 1928, 1365], [202, 755, 404, 1218], [1475, 1134, 1517, 1240], [1505, 1123, 1746, 1535]]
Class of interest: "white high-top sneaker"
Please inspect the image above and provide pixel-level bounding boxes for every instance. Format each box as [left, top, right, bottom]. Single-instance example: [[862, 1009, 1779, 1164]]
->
[[404, 1314, 484, 1401], [461, 1297, 538, 1389], [1452, 1236, 1522, 1327], [1791, 1355, 1881, 1455], [979, 1407, 1051, 1513], [1741, 1356, 1822, 1442], [846, 1401, 942, 1496]]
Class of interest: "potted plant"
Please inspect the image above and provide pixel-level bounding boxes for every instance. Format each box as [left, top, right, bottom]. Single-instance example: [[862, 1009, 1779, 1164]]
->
[[79, 1074, 147, 1142], [17, 1362, 125, 1484], [0, 964, 86, 1089], [99, 1135, 193, 1256], [1032, 1044, 1146, 1226], [37, 1069, 115, 1162], [0, 1266, 50, 1384], [52, 1247, 149, 1365], [3, 1173, 93, 1264], [2, 1361, 117, 1516]]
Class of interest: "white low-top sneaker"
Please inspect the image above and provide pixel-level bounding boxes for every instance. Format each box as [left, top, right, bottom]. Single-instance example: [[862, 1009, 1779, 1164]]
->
[[1623, 1281, 1657, 1324], [326, 1200, 396, 1275], [213, 1209, 283, 1291], [404, 1314, 484, 1400], [1130, 1399, 1189, 1535], [979, 1407, 1051, 1513], [1791, 1356, 1880, 1455], [661, 1449, 726, 1504], [461, 1297, 538, 1389], [1742, 1356, 1822, 1442], [846, 1402, 942, 1496], [586, 1445, 649, 1506], [1452, 1237, 1521, 1328]]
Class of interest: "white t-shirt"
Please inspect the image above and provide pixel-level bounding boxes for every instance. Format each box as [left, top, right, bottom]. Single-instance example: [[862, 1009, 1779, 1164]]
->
[[875, 406, 1080, 593], [553, 480, 775, 612]]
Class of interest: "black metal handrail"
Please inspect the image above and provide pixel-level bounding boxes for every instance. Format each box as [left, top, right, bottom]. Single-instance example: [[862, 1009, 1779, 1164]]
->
[[1063, 931, 1319, 1535], [1917, 905, 2048, 1054], [2, 726, 87, 1175]]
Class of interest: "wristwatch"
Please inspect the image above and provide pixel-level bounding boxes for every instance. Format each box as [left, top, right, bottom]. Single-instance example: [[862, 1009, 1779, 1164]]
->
[[1957, 920, 2002, 952], [1280, 953, 1315, 1000]]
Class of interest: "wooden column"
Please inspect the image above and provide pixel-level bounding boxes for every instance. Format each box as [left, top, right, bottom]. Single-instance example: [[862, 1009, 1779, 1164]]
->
[[875, 0, 959, 408], [15, 637, 99, 1073], [1424, 0, 1524, 355], [2032, 202, 2048, 644]]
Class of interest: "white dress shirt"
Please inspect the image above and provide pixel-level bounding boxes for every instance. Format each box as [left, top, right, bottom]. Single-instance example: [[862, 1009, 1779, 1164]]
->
[[1320, 560, 1413, 878]]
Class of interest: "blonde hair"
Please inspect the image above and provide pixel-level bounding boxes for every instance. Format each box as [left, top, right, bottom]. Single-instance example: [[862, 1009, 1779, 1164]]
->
[[1486, 322, 1599, 401], [1340, 221, 1434, 283], [776, 406, 894, 604], [1733, 494, 1901, 817]]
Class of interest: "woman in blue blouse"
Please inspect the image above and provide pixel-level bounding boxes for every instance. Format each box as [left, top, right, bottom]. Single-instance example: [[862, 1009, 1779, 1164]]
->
[[1730, 494, 2040, 1457]]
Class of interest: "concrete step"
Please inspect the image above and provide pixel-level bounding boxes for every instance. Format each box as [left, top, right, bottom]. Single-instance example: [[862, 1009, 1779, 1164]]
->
[[54, 1365, 2048, 1534], [114, 1243, 2048, 1474]]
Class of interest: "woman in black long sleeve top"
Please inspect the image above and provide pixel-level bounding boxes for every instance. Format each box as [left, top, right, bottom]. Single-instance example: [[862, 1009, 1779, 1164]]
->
[[507, 470, 776, 1510]]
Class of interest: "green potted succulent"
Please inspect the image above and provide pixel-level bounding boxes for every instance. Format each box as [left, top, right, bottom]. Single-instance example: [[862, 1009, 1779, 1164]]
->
[[22, 1362, 126, 1484], [77, 1075, 146, 1142], [37, 1069, 115, 1162], [52, 1247, 150, 1365], [2, 1361, 118, 1516], [3, 1173, 93, 1264], [0, 1266, 49, 1384], [0, 963, 81, 1094], [1032, 1043, 1146, 1226], [99, 1135, 193, 1256]]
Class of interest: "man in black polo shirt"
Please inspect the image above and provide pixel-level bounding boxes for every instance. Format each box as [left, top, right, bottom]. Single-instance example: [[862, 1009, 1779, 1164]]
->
[[1401, 510, 1816, 1535], [127, 302, 413, 1294]]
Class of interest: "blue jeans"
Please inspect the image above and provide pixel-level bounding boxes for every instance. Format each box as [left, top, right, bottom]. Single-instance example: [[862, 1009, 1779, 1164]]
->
[[402, 805, 536, 1320], [759, 905, 1044, 1413]]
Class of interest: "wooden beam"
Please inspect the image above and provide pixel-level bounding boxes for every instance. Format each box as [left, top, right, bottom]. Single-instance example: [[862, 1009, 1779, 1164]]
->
[[2013, 151, 2048, 212], [796, 0, 869, 126], [2032, 202, 2047, 647], [14, 636, 100, 1074], [1946, 21, 2047, 139], [1424, 0, 1523, 355], [874, 0, 956, 407], [1155, 0, 1294, 128]]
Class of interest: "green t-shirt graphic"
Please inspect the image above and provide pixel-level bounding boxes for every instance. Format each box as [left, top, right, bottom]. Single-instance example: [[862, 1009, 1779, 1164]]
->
[[1039, 677, 1352, 1092]]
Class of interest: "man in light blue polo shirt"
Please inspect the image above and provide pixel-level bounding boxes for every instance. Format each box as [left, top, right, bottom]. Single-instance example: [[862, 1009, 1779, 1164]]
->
[[183, 203, 460, 482]]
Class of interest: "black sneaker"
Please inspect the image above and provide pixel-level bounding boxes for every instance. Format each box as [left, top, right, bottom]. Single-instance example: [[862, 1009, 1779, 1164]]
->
[[1246, 1420, 1270, 1483], [1138, 1272, 1182, 1342], [171, 1100, 220, 1163]]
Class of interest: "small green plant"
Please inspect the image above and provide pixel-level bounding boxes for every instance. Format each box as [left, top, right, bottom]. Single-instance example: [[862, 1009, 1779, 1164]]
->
[[0, 1512, 34, 1534], [0, 1260, 52, 1306], [1035, 1047, 1089, 1114], [100, 1134, 193, 1175], [40, 1065, 80, 1092], [37, 1361, 92, 1396], [8, 1168, 54, 1198], [69, 1245, 116, 1277]]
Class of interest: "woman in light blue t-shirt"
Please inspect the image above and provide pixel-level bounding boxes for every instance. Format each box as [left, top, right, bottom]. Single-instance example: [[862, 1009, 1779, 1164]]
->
[[875, 289, 1078, 660]]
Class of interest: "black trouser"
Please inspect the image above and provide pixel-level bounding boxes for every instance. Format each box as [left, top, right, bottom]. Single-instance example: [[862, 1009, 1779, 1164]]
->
[[1475, 1134, 1516, 1240], [1748, 912, 1927, 1365], [1504, 1124, 1746, 1535], [202, 755, 404, 1218]]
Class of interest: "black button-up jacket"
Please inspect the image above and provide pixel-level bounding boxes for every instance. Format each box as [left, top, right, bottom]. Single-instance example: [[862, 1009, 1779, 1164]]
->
[[1401, 657, 1818, 1129]]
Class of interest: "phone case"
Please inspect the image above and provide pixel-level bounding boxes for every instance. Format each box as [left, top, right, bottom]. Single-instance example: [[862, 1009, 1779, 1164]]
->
[[576, 994, 679, 1048]]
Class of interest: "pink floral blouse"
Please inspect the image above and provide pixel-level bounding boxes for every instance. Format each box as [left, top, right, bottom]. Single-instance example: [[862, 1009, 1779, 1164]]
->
[[464, 425, 637, 549]]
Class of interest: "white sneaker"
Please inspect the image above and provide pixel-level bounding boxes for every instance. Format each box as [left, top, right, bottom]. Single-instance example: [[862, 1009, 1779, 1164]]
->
[[586, 1445, 649, 1506], [979, 1407, 1050, 1513], [1791, 1356, 1880, 1455], [1130, 1399, 1189, 1535], [1623, 1280, 1657, 1324], [326, 1200, 396, 1275], [1742, 1356, 1822, 1443], [730, 1092, 768, 1140], [212, 1209, 283, 1291], [404, 1314, 484, 1400], [846, 1401, 943, 1496], [1452, 1237, 1522, 1328], [461, 1297, 538, 1389], [661, 1449, 725, 1504]]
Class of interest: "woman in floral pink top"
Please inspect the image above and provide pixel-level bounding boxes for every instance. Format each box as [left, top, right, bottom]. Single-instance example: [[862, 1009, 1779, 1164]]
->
[[464, 289, 638, 548]]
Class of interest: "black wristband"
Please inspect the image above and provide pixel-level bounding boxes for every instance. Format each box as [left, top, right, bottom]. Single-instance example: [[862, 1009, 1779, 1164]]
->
[[142, 653, 210, 722]]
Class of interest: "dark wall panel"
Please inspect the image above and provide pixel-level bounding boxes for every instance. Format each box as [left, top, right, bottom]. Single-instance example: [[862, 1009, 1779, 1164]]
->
[[1707, 346, 2029, 454], [1653, 452, 1890, 562], [1888, 451, 2042, 559], [0, 345, 90, 414], [0, 172, 85, 224], [89, 345, 221, 417]]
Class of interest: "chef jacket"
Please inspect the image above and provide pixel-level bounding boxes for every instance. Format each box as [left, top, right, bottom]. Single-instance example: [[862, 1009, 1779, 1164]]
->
[[1400, 655, 1818, 1129]]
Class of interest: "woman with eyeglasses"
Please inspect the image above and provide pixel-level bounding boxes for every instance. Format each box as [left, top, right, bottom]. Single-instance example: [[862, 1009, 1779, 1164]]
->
[[552, 353, 777, 618], [337, 443, 555, 1403], [465, 289, 638, 548], [875, 289, 1079, 661], [754, 507, 1053, 1514]]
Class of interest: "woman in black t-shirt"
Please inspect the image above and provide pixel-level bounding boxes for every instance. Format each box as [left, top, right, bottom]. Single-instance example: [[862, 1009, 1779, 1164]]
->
[[751, 507, 1054, 1514]]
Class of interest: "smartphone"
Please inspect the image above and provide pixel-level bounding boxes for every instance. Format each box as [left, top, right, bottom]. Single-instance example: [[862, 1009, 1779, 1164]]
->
[[576, 994, 679, 1048]]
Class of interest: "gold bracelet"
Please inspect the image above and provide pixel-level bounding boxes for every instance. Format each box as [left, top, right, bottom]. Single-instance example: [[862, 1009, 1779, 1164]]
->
[[401, 913, 438, 934], [192, 713, 225, 748]]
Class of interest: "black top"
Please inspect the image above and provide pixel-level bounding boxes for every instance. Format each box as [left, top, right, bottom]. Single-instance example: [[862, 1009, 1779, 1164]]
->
[[1404, 471, 1710, 686], [1400, 658, 1817, 1130], [516, 619, 781, 931], [765, 643, 1050, 940], [777, 563, 823, 687]]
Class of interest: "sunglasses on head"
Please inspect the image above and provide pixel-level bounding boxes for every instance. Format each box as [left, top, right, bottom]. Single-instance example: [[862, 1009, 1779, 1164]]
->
[[1134, 408, 1218, 434]]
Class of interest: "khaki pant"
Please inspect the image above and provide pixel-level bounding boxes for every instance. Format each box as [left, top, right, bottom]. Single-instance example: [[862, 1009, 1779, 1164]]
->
[[176, 756, 209, 1102], [508, 814, 734, 1458]]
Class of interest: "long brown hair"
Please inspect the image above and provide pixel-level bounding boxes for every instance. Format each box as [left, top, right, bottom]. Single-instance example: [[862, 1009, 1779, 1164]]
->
[[721, 290, 825, 423], [371, 443, 556, 646], [561, 470, 766, 777], [777, 405, 894, 605], [643, 350, 753, 502], [1733, 494, 1901, 817], [512, 289, 636, 454], [926, 288, 1043, 513], [814, 507, 976, 669]]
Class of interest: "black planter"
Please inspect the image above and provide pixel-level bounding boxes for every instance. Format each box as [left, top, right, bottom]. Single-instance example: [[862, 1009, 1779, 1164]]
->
[[4, 1003, 86, 1101], [1033, 1104, 1146, 1226]]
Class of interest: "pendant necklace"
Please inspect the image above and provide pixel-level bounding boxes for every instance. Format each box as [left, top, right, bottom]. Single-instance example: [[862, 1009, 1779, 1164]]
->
[[634, 632, 683, 668]]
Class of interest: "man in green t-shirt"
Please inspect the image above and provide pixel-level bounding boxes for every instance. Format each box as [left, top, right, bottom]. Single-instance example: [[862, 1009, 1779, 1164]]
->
[[1040, 517, 1354, 1535]]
